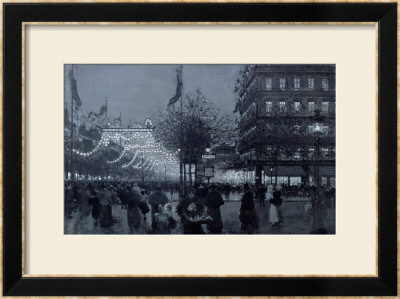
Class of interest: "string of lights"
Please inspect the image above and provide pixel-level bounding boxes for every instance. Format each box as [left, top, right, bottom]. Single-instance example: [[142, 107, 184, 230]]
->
[[70, 116, 180, 177]]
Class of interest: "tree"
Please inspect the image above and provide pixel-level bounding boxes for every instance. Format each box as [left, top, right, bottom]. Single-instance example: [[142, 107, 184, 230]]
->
[[155, 90, 236, 186]]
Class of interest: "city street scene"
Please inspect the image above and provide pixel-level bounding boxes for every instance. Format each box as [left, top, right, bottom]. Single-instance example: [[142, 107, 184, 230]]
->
[[64, 64, 336, 235]]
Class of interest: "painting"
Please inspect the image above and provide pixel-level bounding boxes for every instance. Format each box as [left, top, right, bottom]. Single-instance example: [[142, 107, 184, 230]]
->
[[64, 64, 336, 235]]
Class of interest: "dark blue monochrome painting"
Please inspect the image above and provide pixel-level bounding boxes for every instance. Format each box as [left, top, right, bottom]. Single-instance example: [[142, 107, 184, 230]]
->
[[64, 64, 336, 235]]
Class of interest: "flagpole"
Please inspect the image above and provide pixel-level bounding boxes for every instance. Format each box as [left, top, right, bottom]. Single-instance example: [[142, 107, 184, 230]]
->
[[105, 97, 108, 119], [70, 66, 74, 181], [179, 66, 184, 199]]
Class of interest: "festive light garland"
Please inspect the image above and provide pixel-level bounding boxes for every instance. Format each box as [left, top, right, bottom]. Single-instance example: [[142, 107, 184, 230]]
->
[[70, 117, 181, 177], [107, 144, 140, 164], [73, 134, 110, 156], [121, 150, 140, 168]]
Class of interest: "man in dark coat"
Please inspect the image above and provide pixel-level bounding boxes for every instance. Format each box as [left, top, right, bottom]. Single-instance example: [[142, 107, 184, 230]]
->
[[239, 183, 258, 234], [204, 184, 224, 233]]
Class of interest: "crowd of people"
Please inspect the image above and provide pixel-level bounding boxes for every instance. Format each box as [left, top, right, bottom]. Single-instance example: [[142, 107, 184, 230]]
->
[[65, 180, 335, 234]]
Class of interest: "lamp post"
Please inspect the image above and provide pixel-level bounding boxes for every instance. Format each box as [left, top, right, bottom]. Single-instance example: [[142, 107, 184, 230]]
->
[[141, 153, 144, 184], [270, 166, 274, 185], [164, 165, 167, 182], [178, 148, 183, 199], [310, 110, 326, 234], [205, 143, 211, 185]]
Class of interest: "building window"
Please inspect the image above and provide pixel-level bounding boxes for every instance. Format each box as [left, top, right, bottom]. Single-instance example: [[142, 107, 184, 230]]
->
[[294, 102, 300, 112], [279, 77, 287, 89], [322, 78, 329, 90], [308, 78, 315, 89], [294, 152, 300, 160], [265, 77, 272, 90], [294, 77, 301, 89], [265, 101, 272, 112], [279, 101, 286, 111], [322, 102, 329, 112], [308, 101, 315, 112]]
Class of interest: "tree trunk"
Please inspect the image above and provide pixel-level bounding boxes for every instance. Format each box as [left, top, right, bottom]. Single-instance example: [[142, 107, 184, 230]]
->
[[188, 151, 193, 186]]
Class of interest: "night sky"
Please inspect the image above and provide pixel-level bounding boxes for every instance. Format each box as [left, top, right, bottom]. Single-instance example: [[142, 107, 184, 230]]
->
[[64, 64, 243, 126]]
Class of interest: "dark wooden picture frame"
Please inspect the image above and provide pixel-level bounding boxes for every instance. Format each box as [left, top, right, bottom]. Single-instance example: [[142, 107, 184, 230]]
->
[[3, 2, 397, 296]]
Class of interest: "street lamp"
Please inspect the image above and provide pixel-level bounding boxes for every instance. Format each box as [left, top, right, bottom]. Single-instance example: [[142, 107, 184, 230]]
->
[[310, 109, 327, 234], [205, 143, 211, 185], [205, 143, 211, 153], [270, 166, 274, 185], [178, 148, 183, 199], [311, 110, 324, 194]]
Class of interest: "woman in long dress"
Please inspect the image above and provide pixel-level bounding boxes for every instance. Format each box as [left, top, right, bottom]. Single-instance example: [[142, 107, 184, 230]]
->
[[269, 185, 283, 226]]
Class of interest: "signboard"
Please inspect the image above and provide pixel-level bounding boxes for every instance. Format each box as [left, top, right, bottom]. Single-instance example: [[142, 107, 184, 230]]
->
[[204, 167, 214, 177], [202, 154, 216, 159]]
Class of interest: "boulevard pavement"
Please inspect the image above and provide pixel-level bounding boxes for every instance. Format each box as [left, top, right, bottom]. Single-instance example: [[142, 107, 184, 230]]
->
[[65, 192, 335, 235]]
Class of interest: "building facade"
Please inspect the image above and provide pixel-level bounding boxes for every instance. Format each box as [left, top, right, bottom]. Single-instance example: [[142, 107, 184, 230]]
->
[[235, 64, 336, 187]]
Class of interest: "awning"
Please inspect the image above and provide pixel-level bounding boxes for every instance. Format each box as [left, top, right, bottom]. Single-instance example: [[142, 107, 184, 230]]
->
[[263, 166, 307, 176], [309, 166, 335, 176]]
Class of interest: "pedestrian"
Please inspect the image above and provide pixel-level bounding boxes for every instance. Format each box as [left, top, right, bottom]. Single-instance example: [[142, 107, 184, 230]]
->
[[258, 184, 267, 207], [239, 183, 258, 234], [152, 203, 177, 234], [177, 186, 211, 234], [223, 184, 231, 201], [164, 202, 178, 233], [64, 183, 75, 219], [148, 184, 169, 231], [88, 186, 101, 225], [127, 183, 142, 232], [77, 184, 92, 226], [138, 191, 150, 221], [98, 184, 114, 228], [204, 184, 224, 233], [117, 184, 128, 209], [269, 185, 283, 226], [195, 184, 208, 205]]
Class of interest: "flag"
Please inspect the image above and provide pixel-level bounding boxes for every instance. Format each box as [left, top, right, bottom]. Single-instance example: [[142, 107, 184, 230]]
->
[[87, 104, 107, 123], [99, 104, 107, 116], [114, 115, 121, 126], [167, 66, 183, 113], [68, 65, 82, 111]]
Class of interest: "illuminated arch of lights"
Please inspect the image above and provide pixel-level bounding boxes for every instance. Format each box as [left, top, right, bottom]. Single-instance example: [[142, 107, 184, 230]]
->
[[72, 117, 179, 177]]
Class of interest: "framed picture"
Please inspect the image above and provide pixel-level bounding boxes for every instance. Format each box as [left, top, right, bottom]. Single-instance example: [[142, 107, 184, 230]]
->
[[3, 1, 397, 297]]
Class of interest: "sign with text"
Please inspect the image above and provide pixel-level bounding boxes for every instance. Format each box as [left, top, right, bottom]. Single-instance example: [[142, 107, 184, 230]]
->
[[202, 154, 216, 159]]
